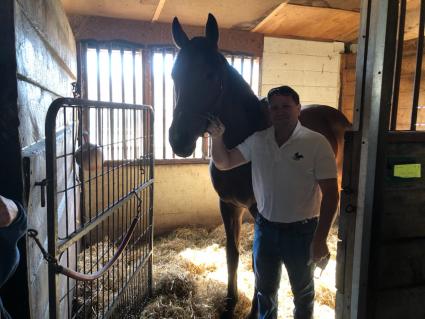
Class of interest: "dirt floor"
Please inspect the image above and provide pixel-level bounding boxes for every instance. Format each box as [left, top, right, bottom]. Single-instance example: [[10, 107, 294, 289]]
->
[[141, 222, 338, 319]]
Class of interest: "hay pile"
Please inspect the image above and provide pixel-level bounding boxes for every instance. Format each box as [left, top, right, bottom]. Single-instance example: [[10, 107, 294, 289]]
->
[[73, 236, 145, 318], [143, 222, 338, 319]]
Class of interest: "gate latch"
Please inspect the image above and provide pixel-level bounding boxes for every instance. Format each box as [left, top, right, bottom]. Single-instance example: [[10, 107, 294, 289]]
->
[[35, 179, 47, 207]]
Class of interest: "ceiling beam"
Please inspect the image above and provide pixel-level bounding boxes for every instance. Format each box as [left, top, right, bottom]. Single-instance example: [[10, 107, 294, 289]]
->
[[251, 2, 289, 32], [152, 0, 166, 22]]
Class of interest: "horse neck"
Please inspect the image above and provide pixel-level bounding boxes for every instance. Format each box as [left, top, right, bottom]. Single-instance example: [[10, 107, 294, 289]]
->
[[219, 66, 267, 149]]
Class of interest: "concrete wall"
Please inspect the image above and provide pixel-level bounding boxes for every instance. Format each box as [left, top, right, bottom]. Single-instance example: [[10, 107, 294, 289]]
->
[[82, 163, 221, 236], [9, 0, 77, 317], [154, 164, 221, 234], [261, 37, 345, 107]]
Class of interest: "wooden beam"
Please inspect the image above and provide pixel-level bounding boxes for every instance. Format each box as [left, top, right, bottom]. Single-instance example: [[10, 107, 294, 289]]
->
[[251, 4, 359, 43], [251, 2, 289, 33], [152, 0, 166, 22]]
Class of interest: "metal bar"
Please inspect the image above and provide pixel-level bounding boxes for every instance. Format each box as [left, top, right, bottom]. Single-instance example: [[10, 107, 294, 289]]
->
[[249, 58, 254, 88], [162, 50, 166, 159], [45, 100, 62, 319], [103, 249, 153, 318], [410, 0, 425, 130], [352, 0, 373, 131], [80, 42, 89, 99], [57, 180, 153, 254], [122, 49, 128, 160], [148, 108, 154, 297], [350, 1, 399, 318], [390, 0, 406, 130]]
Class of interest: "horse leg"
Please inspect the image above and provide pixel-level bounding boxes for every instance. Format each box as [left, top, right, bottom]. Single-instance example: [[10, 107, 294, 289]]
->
[[220, 200, 244, 318]]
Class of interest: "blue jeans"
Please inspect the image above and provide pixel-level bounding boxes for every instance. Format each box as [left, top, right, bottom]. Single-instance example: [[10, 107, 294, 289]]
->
[[253, 214, 317, 319]]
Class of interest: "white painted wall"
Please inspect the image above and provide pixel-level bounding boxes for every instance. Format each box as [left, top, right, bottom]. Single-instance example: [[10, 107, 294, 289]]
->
[[261, 37, 345, 108]]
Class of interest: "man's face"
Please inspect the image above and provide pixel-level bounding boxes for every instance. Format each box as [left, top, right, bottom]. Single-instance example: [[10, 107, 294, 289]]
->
[[268, 94, 300, 127]]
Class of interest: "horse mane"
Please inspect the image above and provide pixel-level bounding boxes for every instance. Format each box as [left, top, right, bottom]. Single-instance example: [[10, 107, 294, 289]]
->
[[219, 59, 269, 148]]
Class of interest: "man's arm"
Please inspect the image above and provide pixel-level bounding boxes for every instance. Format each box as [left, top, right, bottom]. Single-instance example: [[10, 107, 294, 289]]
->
[[208, 118, 248, 170], [310, 178, 339, 262]]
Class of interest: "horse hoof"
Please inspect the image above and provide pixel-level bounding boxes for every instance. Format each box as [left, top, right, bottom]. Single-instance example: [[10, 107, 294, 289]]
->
[[220, 309, 235, 319], [219, 298, 236, 319], [245, 311, 259, 319]]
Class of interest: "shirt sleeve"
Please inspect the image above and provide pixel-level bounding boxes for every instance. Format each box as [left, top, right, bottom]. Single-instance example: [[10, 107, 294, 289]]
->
[[236, 133, 255, 162], [314, 135, 338, 180]]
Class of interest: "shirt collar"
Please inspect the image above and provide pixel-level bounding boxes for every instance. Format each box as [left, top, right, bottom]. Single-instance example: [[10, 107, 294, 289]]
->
[[267, 121, 302, 146]]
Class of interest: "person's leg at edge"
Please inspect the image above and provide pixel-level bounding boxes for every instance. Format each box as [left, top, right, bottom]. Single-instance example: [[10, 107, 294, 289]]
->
[[253, 217, 282, 319], [282, 220, 317, 319]]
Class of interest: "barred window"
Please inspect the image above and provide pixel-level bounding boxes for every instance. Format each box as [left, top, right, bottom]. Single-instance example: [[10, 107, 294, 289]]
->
[[81, 41, 261, 161]]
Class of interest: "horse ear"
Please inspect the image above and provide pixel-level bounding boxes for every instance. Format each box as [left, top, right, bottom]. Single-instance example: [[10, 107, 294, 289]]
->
[[172, 17, 189, 49], [205, 13, 219, 47]]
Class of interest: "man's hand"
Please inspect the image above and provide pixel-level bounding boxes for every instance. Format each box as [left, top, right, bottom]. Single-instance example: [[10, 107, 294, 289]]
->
[[207, 116, 225, 138], [0, 195, 19, 228], [310, 237, 329, 264]]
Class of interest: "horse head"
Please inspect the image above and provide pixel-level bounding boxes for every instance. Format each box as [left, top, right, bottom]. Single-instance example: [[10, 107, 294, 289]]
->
[[169, 14, 227, 157]]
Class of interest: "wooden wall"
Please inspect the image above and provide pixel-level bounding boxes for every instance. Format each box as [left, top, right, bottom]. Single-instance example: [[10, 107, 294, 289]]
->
[[261, 37, 345, 107], [68, 14, 264, 57], [0, 0, 77, 317], [340, 40, 425, 129]]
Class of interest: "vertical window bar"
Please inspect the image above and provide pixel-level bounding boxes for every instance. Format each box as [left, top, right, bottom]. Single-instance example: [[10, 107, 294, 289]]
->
[[241, 57, 245, 83], [172, 49, 177, 159], [162, 49, 167, 159], [249, 58, 254, 88], [411, 0, 425, 130], [121, 48, 127, 159], [390, 0, 406, 130]]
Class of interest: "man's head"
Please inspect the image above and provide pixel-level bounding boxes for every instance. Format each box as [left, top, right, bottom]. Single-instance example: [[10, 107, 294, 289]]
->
[[267, 86, 301, 128]]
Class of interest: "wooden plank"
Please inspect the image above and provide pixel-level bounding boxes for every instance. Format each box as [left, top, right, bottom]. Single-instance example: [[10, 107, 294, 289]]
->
[[15, 4, 75, 99], [264, 36, 343, 56], [16, 81, 62, 148], [288, 0, 360, 12], [374, 286, 425, 319], [253, 4, 359, 42], [69, 15, 265, 57], [16, 0, 76, 77], [152, 0, 166, 22], [261, 84, 339, 105], [252, 2, 289, 33], [375, 240, 425, 289], [405, 0, 422, 41], [262, 52, 340, 72], [380, 189, 425, 239], [261, 69, 339, 87]]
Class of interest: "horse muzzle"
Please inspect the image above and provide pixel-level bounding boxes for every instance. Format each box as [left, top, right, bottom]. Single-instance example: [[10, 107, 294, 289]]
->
[[168, 131, 196, 157]]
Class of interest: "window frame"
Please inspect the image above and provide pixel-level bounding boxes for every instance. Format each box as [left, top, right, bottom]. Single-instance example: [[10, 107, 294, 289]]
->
[[78, 40, 261, 164]]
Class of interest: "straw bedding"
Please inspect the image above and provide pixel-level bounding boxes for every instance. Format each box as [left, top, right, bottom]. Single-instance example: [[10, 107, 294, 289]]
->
[[141, 222, 337, 319]]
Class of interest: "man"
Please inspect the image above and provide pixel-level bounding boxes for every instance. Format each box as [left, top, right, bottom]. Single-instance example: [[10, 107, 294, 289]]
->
[[0, 195, 27, 319], [208, 86, 339, 319]]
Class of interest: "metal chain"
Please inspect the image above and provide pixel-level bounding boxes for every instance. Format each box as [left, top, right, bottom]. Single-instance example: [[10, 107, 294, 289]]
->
[[27, 229, 58, 265]]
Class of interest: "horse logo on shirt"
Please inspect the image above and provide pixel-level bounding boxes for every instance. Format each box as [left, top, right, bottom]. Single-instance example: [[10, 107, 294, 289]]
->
[[293, 152, 304, 160]]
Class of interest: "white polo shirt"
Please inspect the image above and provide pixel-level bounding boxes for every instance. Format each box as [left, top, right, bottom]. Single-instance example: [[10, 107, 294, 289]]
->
[[237, 122, 337, 223]]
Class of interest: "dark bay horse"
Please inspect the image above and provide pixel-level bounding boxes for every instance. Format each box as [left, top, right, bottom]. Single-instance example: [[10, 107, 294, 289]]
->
[[169, 14, 350, 318]]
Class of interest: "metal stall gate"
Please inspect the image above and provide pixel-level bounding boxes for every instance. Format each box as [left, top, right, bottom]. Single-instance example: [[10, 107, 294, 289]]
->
[[336, 1, 425, 318], [41, 98, 154, 318]]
